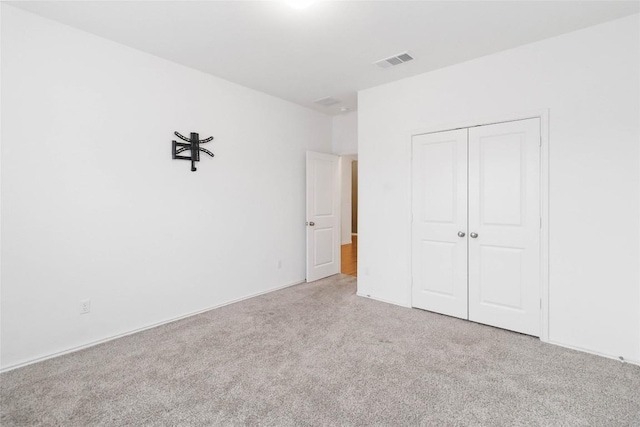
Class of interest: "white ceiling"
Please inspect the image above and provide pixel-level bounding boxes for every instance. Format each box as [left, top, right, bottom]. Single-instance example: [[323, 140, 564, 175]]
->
[[9, 1, 640, 115]]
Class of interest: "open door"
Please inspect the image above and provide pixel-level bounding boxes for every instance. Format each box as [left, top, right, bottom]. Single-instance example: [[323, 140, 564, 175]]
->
[[306, 151, 340, 282]]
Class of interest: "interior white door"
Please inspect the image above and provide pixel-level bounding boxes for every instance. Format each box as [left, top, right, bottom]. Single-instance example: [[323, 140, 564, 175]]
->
[[306, 151, 341, 282], [468, 118, 541, 336], [411, 129, 468, 319]]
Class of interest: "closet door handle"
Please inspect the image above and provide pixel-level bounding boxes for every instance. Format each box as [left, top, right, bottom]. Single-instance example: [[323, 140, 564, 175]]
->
[[457, 231, 466, 238], [470, 232, 478, 238]]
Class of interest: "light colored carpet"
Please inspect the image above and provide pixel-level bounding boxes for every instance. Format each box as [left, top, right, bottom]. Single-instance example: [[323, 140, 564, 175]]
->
[[2, 274, 640, 426]]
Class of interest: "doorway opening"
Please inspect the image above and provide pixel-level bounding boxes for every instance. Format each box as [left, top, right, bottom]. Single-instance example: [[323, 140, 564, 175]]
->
[[340, 156, 358, 277]]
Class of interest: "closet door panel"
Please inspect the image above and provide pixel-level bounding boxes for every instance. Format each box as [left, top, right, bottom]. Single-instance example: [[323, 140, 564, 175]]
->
[[411, 129, 468, 319], [468, 118, 541, 336]]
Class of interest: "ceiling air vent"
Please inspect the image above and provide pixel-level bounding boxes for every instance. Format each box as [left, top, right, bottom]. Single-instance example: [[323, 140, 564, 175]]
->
[[374, 52, 414, 69], [313, 96, 341, 107]]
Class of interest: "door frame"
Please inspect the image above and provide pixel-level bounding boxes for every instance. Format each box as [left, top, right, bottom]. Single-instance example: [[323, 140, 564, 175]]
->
[[409, 109, 550, 342]]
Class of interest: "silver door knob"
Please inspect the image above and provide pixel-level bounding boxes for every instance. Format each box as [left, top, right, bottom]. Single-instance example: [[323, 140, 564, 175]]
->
[[457, 231, 465, 238], [308, 222, 315, 226], [470, 232, 478, 238]]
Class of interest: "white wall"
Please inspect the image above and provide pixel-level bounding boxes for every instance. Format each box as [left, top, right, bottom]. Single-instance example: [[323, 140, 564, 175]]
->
[[340, 155, 358, 245], [0, 6, 332, 370], [358, 14, 640, 363], [332, 111, 358, 155]]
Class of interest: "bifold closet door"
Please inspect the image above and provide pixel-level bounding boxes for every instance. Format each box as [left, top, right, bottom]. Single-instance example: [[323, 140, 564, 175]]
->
[[411, 129, 468, 320], [468, 118, 541, 336]]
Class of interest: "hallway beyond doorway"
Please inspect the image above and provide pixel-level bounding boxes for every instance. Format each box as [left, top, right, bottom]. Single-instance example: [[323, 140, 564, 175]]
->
[[341, 235, 357, 277]]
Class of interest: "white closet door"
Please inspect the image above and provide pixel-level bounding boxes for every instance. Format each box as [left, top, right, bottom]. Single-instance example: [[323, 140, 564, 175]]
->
[[468, 118, 541, 336], [411, 129, 468, 319]]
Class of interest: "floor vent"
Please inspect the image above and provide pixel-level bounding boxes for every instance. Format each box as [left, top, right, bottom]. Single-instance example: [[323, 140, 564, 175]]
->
[[374, 52, 414, 69]]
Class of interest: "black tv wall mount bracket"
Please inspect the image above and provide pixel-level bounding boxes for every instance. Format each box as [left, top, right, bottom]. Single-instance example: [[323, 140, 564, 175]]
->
[[171, 131, 215, 171]]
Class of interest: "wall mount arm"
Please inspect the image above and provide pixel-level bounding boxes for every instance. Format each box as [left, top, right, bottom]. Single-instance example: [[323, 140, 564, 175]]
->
[[171, 131, 215, 172]]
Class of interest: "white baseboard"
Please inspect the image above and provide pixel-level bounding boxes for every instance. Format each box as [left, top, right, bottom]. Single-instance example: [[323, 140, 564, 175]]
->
[[6, 281, 634, 372], [546, 339, 639, 366], [356, 292, 411, 308], [0, 279, 305, 373], [356, 294, 638, 366]]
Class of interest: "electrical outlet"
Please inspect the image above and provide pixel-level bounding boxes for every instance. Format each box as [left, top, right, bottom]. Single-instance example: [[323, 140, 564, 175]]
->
[[80, 299, 91, 315], [276, 260, 282, 269]]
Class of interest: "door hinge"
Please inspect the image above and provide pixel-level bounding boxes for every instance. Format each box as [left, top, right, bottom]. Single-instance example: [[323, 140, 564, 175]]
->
[[540, 299, 542, 309]]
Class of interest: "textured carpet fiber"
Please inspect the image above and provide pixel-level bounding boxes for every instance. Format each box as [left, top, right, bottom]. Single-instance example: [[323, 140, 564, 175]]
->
[[2, 274, 640, 426]]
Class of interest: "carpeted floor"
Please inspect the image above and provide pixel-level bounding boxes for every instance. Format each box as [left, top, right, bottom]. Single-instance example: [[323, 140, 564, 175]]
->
[[1, 274, 640, 426]]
